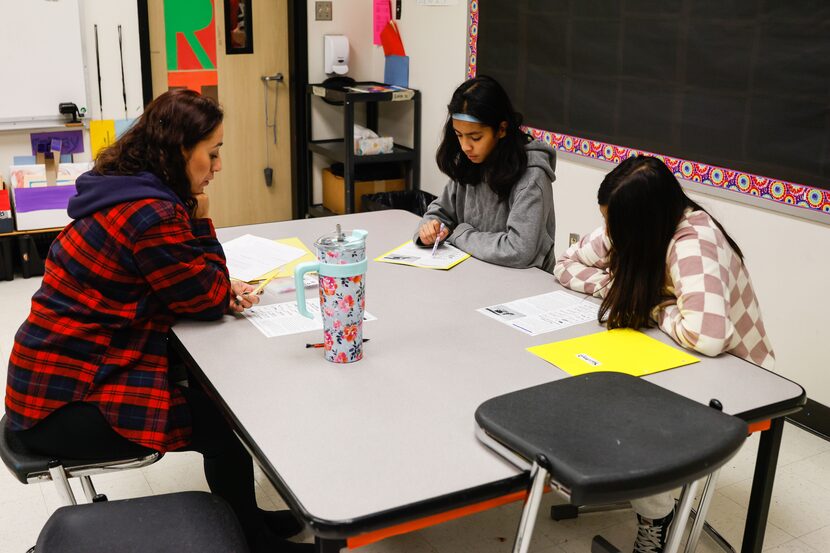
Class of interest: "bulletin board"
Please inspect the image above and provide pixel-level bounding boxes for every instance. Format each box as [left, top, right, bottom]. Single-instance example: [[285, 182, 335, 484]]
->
[[0, 0, 88, 124], [468, 1, 830, 217]]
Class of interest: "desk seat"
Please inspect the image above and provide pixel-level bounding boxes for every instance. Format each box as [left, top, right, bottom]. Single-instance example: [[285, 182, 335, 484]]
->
[[475, 372, 748, 553], [1, 415, 161, 505], [36, 491, 249, 553]]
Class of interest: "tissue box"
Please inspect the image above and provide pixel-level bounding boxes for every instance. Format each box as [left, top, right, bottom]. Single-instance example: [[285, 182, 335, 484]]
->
[[322, 168, 404, 215], [9, 162, 91, 231], [354, 136, 394, 156]]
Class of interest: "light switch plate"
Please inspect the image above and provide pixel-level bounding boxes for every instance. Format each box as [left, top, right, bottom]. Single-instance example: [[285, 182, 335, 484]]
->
[[315, 1, 332, 21]]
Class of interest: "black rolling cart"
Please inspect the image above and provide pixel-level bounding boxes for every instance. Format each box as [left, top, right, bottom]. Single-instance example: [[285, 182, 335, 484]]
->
[[304, 82, 421, 217]]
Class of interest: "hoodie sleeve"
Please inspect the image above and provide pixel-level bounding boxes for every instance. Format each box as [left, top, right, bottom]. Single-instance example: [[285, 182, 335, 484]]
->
[[133, 204, 231, 320], [448, 170, 550, 268], [554, 225, 612, 298], [413, 179, 460, 246]]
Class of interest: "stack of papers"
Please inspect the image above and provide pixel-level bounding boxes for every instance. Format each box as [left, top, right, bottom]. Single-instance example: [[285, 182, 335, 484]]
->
[[222, 234, 308, 282], [375, 240, 470, 270]]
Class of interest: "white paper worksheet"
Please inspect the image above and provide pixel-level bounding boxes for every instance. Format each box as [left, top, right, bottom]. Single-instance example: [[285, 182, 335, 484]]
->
[[243, 300, 377, 338], [222, 234, 307, 282], [477, 290, 599, 336], [375, 240, 470, 270]]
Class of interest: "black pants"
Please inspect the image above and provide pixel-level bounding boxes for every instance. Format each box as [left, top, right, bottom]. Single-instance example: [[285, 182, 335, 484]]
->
[[15, 385, 263, 544]]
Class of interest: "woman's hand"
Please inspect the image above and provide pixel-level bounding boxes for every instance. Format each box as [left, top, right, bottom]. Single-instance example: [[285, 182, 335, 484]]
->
[[229, 279, 260, 313], [418, 219, 450, 246], [193, 193, 210, 219]]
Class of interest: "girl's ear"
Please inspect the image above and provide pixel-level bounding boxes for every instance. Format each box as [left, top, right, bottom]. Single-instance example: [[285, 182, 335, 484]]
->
[[497, 121, 507, 139]]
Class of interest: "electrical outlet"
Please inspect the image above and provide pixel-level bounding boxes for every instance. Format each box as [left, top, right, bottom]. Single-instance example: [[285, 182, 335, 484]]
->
[[569, 233, 580, 246], [315, 1, 332, 21]]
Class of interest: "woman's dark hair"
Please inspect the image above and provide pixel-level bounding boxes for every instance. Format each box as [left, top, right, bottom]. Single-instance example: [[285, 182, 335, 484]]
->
[[94, 89, 224, 212], [598, 156, 743, 329], [435, 75, 531, 201]]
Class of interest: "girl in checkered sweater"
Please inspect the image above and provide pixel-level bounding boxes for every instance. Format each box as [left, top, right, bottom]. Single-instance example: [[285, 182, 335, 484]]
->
[[553, 155, 774, 553]]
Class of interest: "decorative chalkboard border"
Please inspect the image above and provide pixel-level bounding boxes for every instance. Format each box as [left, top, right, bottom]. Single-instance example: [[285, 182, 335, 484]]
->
[[465, 0, 830, 217]]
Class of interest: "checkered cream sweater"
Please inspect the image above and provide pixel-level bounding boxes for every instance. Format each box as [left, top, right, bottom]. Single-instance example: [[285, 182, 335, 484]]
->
[[554, 209, 775, 369]]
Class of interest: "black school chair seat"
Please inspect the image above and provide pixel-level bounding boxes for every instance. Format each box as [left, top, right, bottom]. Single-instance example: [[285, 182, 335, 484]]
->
[[475, 372, 748, 553], [36, 491, 249, 553], [1, 414, 161, 505]]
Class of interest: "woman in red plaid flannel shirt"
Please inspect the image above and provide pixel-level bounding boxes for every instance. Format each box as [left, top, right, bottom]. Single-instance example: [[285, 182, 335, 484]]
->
[[5, 90, 310, 552], [554, 156, 773, 553]]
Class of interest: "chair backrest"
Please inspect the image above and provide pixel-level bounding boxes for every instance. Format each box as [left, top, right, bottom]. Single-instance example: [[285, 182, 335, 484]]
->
[[475, 372, 747, 505]]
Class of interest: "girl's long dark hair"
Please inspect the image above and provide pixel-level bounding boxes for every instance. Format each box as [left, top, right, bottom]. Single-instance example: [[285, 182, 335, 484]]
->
[[94, 89, 224, 213], [435, 75, 531, 201], [598, 156, 744, 329]]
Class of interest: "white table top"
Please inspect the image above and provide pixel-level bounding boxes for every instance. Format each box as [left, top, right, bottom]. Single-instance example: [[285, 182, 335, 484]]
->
[[172, 210, 804, 535]]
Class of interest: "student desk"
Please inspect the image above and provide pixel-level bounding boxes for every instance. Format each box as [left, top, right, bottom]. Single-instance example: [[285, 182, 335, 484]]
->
[[171, 210, 805, 553]]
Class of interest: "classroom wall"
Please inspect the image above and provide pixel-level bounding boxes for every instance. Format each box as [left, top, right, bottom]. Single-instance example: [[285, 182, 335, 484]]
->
[[306, 0, 468, 203], [309, 1, 830, 405], [0, 0, 143, 188]]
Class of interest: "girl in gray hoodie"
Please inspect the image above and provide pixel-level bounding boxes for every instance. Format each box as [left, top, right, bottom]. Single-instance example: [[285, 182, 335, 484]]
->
[[415, 75, 557, 272]]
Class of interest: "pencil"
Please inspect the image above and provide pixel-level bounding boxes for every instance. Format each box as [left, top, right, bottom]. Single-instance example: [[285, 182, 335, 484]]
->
[[250, 272, 280, 296]]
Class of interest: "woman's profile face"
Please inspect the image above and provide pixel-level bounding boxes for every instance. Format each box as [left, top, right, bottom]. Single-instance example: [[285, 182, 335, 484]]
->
[[452, 119, 506, 164], [185, 123, 224, 195]]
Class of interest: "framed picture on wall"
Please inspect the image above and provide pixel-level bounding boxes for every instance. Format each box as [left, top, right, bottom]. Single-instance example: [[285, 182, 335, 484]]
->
[[224, 0, 253, 54]]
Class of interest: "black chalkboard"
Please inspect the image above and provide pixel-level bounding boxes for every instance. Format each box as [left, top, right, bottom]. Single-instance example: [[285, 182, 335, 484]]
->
[[477, 1, 830, 190]]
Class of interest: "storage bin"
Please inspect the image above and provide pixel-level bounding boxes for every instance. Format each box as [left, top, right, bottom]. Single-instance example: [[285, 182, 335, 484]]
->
[[322, 168, 405, 215], [361, 190, 437, 217], [18, 233, 54, 278], [0, 237, 14, 281]]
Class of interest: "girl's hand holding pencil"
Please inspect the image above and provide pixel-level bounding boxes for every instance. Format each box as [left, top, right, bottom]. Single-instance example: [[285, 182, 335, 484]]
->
[[418, 219, 450, 246]]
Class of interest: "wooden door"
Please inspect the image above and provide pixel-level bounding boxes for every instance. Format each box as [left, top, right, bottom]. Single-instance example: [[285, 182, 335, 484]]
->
[[147, 0, 293, 227]]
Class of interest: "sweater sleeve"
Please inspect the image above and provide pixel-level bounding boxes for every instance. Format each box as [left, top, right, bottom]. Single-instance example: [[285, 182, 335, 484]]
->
[[413, 180, 459, 246], [553, 225, 612, 298], [133, 210, 231, 321], [447, 177, 549, 268], [652, 226, 736, 357]]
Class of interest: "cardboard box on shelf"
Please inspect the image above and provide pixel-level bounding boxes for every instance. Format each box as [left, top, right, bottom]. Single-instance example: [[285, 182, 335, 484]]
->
[[322, 167, 404, 215]]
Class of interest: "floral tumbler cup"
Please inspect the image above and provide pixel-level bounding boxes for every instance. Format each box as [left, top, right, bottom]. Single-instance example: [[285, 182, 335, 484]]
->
[[295, 227, 368, 363]]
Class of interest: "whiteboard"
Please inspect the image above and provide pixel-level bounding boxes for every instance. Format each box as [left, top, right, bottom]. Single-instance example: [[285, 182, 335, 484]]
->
[[0, 0, 88, 123]]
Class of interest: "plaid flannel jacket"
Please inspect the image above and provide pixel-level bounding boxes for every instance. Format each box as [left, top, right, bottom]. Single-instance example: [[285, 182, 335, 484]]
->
[[554, 209, 775, 369], [5, 198, 230, 452]]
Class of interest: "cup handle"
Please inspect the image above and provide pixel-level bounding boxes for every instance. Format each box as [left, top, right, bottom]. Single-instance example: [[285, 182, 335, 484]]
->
[[294, 261, 319, 319]]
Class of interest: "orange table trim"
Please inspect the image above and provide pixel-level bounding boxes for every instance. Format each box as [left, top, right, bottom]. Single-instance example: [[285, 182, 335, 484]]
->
[[748, 420, 771, 434], [345, 490, 531, 549]]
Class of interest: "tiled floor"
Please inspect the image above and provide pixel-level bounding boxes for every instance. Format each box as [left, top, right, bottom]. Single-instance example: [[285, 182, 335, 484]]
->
[[1, 275, 828, 552]]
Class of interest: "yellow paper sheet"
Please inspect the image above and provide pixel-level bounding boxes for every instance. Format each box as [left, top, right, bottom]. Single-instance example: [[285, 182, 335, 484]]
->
[[374, 240, 470, 270], [527, 328, 699, 377], [90, 120, 116, 159], [250, 237, 315, 282]]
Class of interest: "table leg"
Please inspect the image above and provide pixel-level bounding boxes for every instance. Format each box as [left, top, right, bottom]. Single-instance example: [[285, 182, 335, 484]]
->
[[741, 417, 784, 553], [315, 537, 347, 552]]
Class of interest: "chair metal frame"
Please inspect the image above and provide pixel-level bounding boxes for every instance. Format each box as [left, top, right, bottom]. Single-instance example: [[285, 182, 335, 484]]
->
[[475, 414, 731, 553]]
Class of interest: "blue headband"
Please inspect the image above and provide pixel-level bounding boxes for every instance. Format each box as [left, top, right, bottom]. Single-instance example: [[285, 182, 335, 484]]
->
[[451, 113, 483, 123]]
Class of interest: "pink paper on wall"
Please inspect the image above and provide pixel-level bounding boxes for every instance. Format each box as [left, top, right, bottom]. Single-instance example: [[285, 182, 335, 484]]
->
[[373, 0, 392, 45]]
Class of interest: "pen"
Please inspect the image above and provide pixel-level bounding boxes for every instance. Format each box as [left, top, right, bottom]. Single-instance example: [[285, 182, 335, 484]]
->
[[431, 222, 446, 257], [306, 339, 370, 348]]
